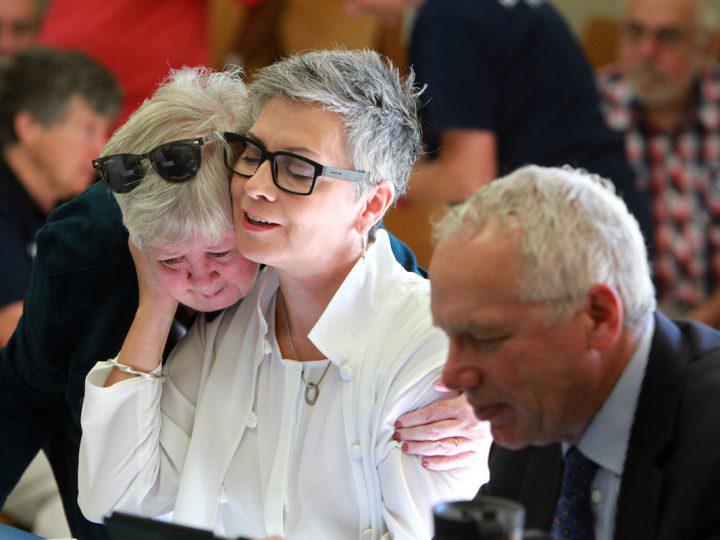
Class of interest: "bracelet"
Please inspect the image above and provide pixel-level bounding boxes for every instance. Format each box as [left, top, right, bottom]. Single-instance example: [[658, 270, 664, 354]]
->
[[108, 357, 164, 382]]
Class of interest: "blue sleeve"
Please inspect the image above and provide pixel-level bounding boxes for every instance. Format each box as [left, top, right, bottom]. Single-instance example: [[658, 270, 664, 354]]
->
[[410, 3, 497, 144], [381, 223, 428, 279]]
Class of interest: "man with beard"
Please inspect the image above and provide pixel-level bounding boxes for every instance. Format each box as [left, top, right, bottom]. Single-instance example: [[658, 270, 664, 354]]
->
[[598, 0, 720, 325]]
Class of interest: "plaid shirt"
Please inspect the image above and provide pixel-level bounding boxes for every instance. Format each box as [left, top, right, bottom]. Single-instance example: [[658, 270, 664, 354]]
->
[[597, 62, 720, 312]]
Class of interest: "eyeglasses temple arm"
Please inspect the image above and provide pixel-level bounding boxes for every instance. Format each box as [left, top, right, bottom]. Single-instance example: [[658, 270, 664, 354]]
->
[[322, 167, 366, 183]]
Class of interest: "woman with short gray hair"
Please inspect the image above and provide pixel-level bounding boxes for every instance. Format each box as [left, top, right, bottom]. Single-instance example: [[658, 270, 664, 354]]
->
[[79, 51, 487, 539]]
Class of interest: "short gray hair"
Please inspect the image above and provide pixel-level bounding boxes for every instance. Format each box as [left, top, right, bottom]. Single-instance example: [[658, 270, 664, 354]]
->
[[105, 67, 251, 249], [435, 165, 656, 329], [0, 46, 121, 147], [245, 49, 423, 203]]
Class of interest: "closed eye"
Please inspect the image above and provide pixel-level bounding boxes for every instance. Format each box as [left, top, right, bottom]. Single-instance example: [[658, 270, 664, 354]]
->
[[208, 250, 233, 259], [457, 333, 509, 351], [159, 257, 184, 268]]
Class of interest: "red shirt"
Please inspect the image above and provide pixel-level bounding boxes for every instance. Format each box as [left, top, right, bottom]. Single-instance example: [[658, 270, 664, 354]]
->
[[40, 0, 258, 126]]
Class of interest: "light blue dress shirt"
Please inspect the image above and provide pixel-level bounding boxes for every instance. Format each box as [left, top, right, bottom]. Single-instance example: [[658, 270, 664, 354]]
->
[[563, 315, 654, 540]]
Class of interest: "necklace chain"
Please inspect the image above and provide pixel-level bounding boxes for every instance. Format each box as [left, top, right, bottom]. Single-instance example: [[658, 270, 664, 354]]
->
[[279, 291, 331, 406]]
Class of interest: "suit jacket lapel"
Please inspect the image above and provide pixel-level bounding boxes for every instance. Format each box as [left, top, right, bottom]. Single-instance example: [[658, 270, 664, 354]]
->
[[483, 443, 563, 531], [518, 444, 563, 530], [614, 313, 688, 540]]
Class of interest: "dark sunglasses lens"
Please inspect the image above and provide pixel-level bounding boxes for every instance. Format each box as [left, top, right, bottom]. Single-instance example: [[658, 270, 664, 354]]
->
[[151, 142, 200, 181], [225, 137, 262, 177], [97, 155, 143, 193]]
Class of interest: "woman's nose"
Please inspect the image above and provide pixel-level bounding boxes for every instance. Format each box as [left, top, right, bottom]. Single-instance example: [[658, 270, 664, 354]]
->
[[243, 160, 278, 201]]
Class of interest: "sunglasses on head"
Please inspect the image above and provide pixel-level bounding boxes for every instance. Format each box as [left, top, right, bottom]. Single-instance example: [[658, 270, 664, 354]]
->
[[92, 133, 221, 194]]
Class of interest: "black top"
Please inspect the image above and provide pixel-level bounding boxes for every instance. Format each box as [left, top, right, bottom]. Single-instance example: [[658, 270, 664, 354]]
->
[[409, 0, 635, 186], [0, 181, 426, 539], [0, 158, 46, 307]]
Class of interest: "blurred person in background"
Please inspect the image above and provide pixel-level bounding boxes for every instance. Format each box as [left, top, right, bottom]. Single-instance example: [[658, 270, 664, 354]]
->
[[38, 0, 276, 127], [0, 46, 120, 538], [0, 0, 41, 66], [0, 47, 120, 346], [403, 0, 635, 208], [343, 0, 422, 25], [597, 0, 720, 325]]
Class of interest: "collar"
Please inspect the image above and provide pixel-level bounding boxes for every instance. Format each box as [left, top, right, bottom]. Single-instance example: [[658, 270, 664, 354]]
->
[[250, 229, 416, 368], [575, 315, 655, 475], [696, 60, 720, 131]]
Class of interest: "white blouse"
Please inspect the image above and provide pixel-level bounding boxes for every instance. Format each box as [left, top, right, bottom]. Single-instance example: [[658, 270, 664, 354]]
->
[[79, 230, 488, 539]]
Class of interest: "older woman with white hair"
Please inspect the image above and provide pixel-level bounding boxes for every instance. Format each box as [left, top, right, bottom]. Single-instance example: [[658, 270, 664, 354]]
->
[[79, 51, 488, 539]]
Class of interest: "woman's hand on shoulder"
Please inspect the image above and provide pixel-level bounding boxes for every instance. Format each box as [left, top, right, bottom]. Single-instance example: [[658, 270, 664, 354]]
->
[[393, 382, 491, 471]]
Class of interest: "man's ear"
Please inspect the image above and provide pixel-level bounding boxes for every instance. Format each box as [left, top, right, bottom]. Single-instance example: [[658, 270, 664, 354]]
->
[[13, 111, 42, 145], [356, 179, 394, 235], [581, 284, 624, 351]]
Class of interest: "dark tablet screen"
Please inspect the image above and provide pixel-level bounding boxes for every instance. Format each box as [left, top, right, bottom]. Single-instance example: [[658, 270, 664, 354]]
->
[[105, 512, 250, 540]]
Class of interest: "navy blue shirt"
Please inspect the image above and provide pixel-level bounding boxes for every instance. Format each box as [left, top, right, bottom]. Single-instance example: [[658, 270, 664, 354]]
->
[[0, 159, 46, 308], [0, 181, 425, 539], [410, 0, 635, 188]]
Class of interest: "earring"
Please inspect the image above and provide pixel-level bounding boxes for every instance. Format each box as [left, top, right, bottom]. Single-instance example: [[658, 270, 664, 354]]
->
[[361, 233, 367, 260]]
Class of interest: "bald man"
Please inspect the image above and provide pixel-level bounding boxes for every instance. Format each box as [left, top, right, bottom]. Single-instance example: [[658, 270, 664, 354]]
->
[[598, 0, 720, 326]]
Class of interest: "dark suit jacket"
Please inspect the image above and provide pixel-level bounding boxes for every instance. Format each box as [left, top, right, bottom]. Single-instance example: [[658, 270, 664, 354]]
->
[[482, 312, 720, 539], [0, 182, 426, 540]]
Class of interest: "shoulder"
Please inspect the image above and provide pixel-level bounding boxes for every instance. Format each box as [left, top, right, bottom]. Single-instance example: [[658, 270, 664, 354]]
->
[[363, 235, 446, 374], [36, 182, 129, 276], [640, 316, 720, 535], [673, 318, 720, 406], [371, 231, 432, 316], [644, 314, 720, 452]]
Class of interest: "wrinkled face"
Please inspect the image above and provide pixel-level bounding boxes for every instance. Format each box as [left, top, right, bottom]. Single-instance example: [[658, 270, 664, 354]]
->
[[145, 230, 259, 312], [0, 0, 38, 65], [26, 95, 113, 200], [230, 98, 365, 275], [620, 0, 708, 108], [431, 227, 596, 449]]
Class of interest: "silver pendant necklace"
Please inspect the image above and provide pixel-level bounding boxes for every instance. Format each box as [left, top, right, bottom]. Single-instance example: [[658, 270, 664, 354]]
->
[[279, 291, 331, 406]]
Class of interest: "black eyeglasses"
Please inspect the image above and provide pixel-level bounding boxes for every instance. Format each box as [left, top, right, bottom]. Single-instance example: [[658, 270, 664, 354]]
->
[[92, 134, 220, 193], [222, 132, 366, 195]]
